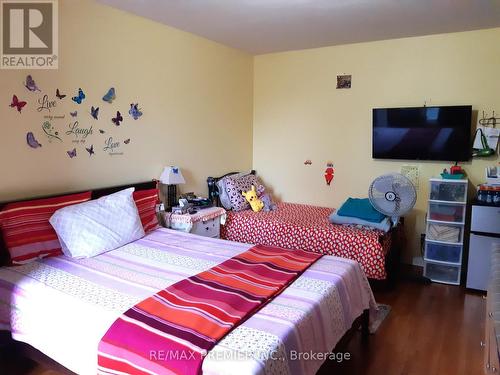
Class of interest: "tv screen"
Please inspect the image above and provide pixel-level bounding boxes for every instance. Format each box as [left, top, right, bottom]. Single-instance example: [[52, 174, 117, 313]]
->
[[372, 105, 472, 161]]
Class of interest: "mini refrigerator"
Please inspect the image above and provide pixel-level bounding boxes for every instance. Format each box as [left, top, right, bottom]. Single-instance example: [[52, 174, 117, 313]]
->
[[466, 203, 500, 291]]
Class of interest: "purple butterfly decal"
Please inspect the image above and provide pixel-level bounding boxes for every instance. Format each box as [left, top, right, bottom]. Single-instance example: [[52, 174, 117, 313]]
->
[[70, 111, 77, 117], [85, 145, 95, 156], [26, 132, 42, 148], [112, 111, 123, 126], [128, 103, 142, 120], [67, 148, 77, 158], [24, 75, 41, 92], [90, 106, 99, 120], [124, 138, 130, 144]]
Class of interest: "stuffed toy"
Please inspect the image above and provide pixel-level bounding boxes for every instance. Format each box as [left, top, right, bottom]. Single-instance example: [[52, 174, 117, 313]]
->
[[260, 193, 277, 212], [242, 185, 264, 212]]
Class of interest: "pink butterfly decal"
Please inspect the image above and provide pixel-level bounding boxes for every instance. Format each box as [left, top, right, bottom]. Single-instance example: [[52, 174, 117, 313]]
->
[[10, 95, 27, 113]]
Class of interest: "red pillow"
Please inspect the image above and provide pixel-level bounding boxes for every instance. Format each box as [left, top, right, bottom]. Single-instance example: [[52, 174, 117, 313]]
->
[[0, 191, 92, 265], [133, 189, 159, 234]]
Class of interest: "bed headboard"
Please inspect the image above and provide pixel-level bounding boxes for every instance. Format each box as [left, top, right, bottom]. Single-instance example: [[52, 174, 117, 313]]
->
[[0, 180, 158, 267], [207, 170, 256, 207]]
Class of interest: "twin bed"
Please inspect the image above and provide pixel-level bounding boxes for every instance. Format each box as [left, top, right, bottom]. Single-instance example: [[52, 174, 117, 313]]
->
[[208, 172, 401, 283], [0, 181, 377, 375]]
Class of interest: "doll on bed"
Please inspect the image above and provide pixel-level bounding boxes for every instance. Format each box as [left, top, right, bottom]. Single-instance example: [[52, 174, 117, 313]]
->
[[242, 185, 277, 212]]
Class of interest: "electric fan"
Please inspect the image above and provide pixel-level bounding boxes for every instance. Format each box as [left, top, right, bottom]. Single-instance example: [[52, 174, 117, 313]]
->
[[368, 173, 417, 222]]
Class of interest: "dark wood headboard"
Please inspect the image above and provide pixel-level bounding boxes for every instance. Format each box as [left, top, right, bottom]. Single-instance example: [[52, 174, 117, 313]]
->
[[207, 170, 256, 207], [0, 180, 158, 266]]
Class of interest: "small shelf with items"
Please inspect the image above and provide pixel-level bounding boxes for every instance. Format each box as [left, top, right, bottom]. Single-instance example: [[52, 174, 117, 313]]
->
[[424, 178, 468, 285]]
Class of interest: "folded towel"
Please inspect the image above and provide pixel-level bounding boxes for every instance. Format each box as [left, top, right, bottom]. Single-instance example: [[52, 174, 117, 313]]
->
[[337, 198, 386, 223], [329, 212, 392, 232]]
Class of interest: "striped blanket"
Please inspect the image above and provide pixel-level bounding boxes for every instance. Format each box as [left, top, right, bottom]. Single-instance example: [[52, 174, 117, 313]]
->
[[98, 244, 322, 374]]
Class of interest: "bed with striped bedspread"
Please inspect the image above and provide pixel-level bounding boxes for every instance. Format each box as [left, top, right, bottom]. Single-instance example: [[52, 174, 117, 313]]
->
[[0, 228, 376, 375]]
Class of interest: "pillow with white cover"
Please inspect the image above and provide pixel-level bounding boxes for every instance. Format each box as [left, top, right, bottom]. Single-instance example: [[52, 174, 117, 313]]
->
[[49, 188, 145, 259]]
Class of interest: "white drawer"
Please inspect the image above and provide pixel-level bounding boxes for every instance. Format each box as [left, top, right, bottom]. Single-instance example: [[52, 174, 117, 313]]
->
[[472, 205, 500, 235], [191, 217, 220, 238]]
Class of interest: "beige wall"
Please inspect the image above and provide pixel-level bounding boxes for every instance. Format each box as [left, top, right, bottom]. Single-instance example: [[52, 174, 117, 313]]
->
[[253, 28, 500, 263], [0, 0, 253, 201], [1, 1, 499, 263]]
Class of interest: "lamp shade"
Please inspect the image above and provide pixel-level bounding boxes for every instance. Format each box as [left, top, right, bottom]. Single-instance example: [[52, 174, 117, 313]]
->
[[160, 166, 185, 185]]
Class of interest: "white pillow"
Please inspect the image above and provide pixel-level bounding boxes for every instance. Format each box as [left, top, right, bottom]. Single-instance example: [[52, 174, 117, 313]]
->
[[49, 188, 145, 258]]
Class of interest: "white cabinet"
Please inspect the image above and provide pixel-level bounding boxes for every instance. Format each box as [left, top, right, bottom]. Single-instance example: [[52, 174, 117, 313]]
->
[[424, 178, 468, 285]]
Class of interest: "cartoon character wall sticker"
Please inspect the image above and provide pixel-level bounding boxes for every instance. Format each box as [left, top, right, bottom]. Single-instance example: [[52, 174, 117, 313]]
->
[[325, 162, 335, 186]]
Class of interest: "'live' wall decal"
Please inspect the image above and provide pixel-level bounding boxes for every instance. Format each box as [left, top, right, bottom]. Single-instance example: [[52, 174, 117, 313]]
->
[[12, 74, 142, 159]]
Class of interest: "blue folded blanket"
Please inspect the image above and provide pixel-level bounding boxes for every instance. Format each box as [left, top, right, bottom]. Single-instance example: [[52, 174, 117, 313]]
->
[[336, 198, 386, 223], [329, 212, 391, 232]]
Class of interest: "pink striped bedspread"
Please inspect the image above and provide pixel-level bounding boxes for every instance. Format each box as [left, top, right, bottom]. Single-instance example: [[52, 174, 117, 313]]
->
[[98, 245, 322, 374], [0, 228, 376, 375]]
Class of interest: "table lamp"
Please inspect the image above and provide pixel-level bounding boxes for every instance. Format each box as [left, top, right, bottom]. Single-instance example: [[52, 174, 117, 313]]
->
[[159, 166, 185, 211]]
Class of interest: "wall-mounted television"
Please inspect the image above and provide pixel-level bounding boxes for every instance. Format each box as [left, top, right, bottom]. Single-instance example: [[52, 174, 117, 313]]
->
[[372, 105, 472, 161]]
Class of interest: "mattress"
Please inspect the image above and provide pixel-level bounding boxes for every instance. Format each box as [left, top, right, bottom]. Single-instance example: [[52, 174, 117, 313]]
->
[[0, 228, 376, 375], [221, 202, 391, 280]]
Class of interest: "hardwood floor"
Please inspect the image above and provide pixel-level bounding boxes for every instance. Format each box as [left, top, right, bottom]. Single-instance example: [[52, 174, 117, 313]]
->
[[0, 280, 485, 375], [321, 281, 485, 375]]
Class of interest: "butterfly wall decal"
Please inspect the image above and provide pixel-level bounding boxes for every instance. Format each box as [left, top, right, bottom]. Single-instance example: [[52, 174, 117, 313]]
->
[[70, 111, 77, 117], [24, 75, 41, 92], [72, 88, 86, 104], [99, 129, 105, 134], [112, 111, 123, 126], [67, 148, 77, 158], [90, 106, 99, 120], [102, 87, 116, 103], [85, 145, 95, 156], [128, 103, 142, 120], [10, 95, 27, 113], [26, 132, 42, 148], [124, 138, 130, 144], [55, 88, 66, 99]]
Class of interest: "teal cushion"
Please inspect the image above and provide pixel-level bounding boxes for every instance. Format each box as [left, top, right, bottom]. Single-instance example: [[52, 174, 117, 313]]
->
[[337, 198, 386, 223]]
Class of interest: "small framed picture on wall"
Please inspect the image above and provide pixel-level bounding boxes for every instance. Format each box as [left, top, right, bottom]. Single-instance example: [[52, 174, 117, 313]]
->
[[336, 75, 352, 89]]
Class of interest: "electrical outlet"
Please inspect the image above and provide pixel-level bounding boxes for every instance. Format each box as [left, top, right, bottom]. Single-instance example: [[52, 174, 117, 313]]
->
[[401, 165, 419, 189]]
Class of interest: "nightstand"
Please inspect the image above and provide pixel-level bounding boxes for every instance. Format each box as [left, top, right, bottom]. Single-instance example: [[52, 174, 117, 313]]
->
[[161, 207, 226, 239]]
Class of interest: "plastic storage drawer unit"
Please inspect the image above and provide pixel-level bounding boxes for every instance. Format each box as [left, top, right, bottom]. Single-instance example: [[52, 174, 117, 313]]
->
[[430, 180, 467, 203], [428, 202, 466, 223], [424, 261, 461, 285], [426, 222, 463, 243], [424, 242, 462, 264]]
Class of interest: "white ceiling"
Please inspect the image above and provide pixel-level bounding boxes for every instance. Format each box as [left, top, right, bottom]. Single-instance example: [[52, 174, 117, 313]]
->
[[98, 0, 500, 54]]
